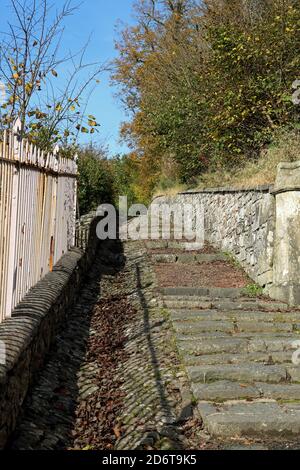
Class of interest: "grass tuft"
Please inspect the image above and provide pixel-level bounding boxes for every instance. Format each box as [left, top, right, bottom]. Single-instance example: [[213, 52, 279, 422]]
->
[[242, 283, 264, 298], [196, 129, 300, 190], [153, 129, 300, 197]]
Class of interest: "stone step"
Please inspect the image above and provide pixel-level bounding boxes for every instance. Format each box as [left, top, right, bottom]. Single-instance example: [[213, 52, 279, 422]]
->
[[145, 240, 168, 249], [193, 381, 300, 402], [151, 253, 226, 264], [186, 363, 290, 384], [177, 330, 297, 339], [173, 319, 299, 335], [177, 335, 300, 355], [152, 254, 178, 263], [174, 320, 235, 335], [145, 240, 204, 251], [182, 351, 293, 366], [193, 380, 261, 401], [197, 401, 300, 438], [161, 298, 214, 310], [160, 287, 243, 298], [170, 309, 300, 323], [161, 298, 290, 311]]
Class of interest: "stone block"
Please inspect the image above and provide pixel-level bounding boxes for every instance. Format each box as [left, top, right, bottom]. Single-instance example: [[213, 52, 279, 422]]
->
[[198, 401, 300, 438]]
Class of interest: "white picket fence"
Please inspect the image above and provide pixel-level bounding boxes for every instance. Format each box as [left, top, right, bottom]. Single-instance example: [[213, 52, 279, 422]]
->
[[0, 119, 77, 323]]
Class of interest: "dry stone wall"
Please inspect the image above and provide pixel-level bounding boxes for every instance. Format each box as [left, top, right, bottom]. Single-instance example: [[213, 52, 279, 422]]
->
[[154, 161, 300, 305], [154, 186, 275, 289]]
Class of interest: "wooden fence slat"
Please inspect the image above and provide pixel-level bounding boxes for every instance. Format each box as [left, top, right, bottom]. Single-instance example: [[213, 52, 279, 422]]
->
[[0, 120, 77, 322]]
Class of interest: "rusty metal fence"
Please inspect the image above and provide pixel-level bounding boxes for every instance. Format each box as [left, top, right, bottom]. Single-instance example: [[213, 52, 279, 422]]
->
[[0, 119, 77, 323]]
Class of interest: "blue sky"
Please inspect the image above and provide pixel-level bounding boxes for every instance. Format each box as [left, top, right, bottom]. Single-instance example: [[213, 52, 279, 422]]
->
[[0, 0, 136, 155]]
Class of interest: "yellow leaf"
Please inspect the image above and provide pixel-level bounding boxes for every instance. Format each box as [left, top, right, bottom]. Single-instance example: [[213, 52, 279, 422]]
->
[[25, 83, 33, 93]]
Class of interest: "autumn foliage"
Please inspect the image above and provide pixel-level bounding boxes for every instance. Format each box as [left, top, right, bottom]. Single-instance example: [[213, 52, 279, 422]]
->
[[113, 0, 300, 200]]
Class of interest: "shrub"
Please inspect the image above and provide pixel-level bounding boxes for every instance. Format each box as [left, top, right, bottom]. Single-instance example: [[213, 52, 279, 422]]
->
[[77, 145, 115, 215]]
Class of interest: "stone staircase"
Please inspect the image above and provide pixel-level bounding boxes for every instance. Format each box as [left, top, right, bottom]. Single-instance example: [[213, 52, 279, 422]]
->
[[146, 238, 300, 441]]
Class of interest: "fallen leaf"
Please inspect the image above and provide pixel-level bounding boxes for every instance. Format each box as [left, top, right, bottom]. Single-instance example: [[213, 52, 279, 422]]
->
[[113, 425, 121, 439]]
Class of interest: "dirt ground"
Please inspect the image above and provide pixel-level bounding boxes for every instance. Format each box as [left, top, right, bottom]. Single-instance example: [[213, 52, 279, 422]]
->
[[154, 260, 250, 288]]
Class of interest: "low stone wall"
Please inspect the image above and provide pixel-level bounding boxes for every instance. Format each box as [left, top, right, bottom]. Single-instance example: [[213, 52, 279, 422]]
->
[[0, 213, 99, 448], [154, 185, 275, 289], [153, 161, 300, 305]]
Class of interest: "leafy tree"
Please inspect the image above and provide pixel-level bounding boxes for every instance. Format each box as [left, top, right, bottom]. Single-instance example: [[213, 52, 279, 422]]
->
[[111, 153, 141, 207], [112, 0, 300, 191], [0, 0, 102, 150], [77, 145, 115, 216]]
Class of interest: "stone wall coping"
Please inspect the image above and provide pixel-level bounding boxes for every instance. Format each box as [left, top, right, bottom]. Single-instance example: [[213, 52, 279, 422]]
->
[[277, 161, 300, 170], [178, 184, 273, 195], [0, 248, 83, 384], [152, 185, 273, 201], [272, 160, 300, 195], [270, 186, 300, 196]]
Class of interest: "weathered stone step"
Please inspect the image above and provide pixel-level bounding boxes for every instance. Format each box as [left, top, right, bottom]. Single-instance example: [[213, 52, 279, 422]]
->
[[170, 309, 300, 323], [177, 335, 299, 355], [173, 319, 299, 335], [174, 320, 233, 335], [151, 253, 226, 264], [152, 254, 178, 263], [193, 381, 300, 401], [145, 240, 204, 251], [161, 297, 290, 311], [193, 380, 261, 401], [177, 331, 297, 340], [197, 401, 300, 438], [161, 298, 213, 310], [182, 351, 293, 366], [160, 287, 243, 298], [187, 363, 290, 384]]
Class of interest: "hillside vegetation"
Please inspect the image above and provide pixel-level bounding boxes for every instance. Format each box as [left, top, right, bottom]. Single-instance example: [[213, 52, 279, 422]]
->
[[111, 0, 300, 202]]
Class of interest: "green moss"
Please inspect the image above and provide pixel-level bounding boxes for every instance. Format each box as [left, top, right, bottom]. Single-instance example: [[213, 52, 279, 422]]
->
[[278, 398, 300, 404], [160, 308, 170, 321], [223, 252, 242, 269], [242, 283, 264, 298]]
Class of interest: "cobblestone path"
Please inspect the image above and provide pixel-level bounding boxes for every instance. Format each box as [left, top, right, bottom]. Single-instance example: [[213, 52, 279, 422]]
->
[[8, 240, 198, 450], [8, 235, 300, 450]]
